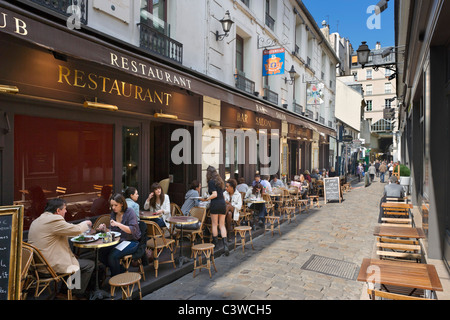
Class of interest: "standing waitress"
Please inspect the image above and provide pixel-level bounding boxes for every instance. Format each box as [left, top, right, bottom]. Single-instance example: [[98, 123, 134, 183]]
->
[[201, 166, 229, 256]]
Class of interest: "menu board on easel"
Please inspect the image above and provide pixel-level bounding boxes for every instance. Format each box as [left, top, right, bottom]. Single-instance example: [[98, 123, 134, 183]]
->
[[323, 177, 342, 203], [0, 206, 24, 300]]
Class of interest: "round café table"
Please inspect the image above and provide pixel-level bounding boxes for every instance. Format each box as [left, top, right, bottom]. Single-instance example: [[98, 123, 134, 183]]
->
[[139, 211, 163, 221], [166, 216, 198, 267], [72, 234, 119, 300]]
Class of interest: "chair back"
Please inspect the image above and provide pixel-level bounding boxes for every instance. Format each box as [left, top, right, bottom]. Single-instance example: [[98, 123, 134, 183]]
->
[[22, 242, 59, 279], [367, 288, 433, 300], [262, 193, 272, 205], [93, 214, 111, 229], [145, 220, 170, 246], [159, 178, 170, 194], [171, 203, 183, 216], [189, 207, 207, 228], [20, 245, 33, 299]]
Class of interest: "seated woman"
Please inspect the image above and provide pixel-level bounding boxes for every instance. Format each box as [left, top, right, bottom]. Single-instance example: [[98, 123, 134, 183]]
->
[[299, 174, 309, 198], [98, 194, 141, 277], [124, 187, 140, 220], [223, 179, 243, 234], [144, 182, 171, 229], [249, 182, 268, 227], [180, 180, 201, 216]]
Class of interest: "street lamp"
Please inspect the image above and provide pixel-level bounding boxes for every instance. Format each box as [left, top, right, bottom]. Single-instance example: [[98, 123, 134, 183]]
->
[[284, 65, 297, 85], [215, 11, 234, 41], [356, 41, 370, 68]]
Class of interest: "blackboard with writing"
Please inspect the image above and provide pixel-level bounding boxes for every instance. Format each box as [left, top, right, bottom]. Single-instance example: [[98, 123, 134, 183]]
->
[[0, 206, 23, 300], [324, 177, 341, 203]]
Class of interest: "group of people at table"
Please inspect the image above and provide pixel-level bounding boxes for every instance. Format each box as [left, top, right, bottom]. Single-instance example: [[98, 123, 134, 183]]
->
[[25, 165, 329, 299]]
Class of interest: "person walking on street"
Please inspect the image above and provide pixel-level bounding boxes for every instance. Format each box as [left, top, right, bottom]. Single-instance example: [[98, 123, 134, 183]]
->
[[379, 161, 387, 183], [375, 160, 380, 177], [368, 162, 376, 182]]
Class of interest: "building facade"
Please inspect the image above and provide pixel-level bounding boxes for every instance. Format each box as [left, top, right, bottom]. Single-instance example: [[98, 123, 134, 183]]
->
[[351, 42, 398, 162], [0, 0, 338, 231], [395, 0, 450, 281]]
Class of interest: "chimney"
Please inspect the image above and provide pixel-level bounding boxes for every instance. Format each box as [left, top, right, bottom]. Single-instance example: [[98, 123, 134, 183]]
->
[[375, 42, 381, 50]]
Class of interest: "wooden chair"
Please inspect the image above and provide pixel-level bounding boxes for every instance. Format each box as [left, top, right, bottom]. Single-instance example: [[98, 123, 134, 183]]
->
[[262, 193, 274, 215], [144, 221, 176, 277], [22, 242, 75, 300], [192, 243, 217, 278], [159, 178, 170, 195], [174, 207, 207, 255], [20, 245, 34, 300], [171, 203, 183, 217], [56, 186, 67, 196], [93, 214, 111, 230], [233, 226, 254, 253], [109, 272, 142, 300], [367, 288, 434, 300], [376, 237, 422, 263]]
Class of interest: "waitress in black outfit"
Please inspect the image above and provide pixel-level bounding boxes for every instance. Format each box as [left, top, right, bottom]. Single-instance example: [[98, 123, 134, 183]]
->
[[201, 166, 229, 256]]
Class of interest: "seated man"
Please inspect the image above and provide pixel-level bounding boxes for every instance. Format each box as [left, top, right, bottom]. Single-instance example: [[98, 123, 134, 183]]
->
[[383, 175, 405, 198], [379, 176, 405, 222], [28, 198, 95, 300]]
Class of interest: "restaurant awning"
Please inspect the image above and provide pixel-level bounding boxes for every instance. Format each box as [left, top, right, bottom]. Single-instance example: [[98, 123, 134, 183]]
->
[[0, 1, 336, 137]]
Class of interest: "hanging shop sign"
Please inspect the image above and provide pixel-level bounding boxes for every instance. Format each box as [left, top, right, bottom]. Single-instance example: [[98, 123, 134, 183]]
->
[[262, 48, 285, 76], [306, 82, 324, 105]]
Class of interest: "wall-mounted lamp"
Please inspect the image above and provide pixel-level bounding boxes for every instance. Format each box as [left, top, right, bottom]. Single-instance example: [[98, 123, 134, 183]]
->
[[388, 73, 396, 81], [0, 85, 19, 94], [154, 111, 178, 120], [83, 100, 118, 111], [215, 10, 234, 41], [284, 65, 297, 85]]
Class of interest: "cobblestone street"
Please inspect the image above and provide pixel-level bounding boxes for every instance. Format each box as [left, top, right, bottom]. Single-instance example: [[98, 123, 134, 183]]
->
[[143, 178, 384, 300]]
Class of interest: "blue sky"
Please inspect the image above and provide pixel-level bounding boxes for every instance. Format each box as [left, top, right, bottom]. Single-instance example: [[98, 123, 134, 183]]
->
[[302, 0, 395, 50]]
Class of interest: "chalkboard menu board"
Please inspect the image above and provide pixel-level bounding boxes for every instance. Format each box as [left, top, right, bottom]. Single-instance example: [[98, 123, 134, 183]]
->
[[0, 206, 24, 300], [324, 177, 341, 203]]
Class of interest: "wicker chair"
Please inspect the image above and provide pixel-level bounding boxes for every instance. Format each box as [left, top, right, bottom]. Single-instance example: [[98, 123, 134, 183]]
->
[[22, 242, 76, 300], [93, 214, 111, 230], [20, 245, 34, 300], [144, 221, 176, 277]]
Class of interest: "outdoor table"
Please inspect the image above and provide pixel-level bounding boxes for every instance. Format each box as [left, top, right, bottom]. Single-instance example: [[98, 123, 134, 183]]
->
[[357, 258, 443, 298], [374, 225, 425, 240], [166, 216, 198, 267], [72, 233, 120, 300], [139, 210, 163, 220]]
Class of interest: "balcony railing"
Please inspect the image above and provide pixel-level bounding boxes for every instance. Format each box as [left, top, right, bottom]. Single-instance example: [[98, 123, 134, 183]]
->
[[293, 103, 303, 115], [265, 13, 275, 31], [263, 88, 278, 105], [28, 0, 88, 25], [235, 73, 255, 95], [305, 109, 314, 120], [138, 23, 183, 64]]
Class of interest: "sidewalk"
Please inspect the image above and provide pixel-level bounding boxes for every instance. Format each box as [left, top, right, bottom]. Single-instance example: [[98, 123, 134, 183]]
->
[[141, 178, 385, 300]]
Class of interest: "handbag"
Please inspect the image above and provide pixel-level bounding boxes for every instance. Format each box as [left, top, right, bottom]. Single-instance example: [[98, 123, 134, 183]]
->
[[233, 207, 240, 221]]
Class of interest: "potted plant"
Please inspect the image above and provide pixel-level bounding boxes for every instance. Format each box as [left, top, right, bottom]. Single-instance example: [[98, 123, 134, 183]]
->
[[395, 164, 411, 194]]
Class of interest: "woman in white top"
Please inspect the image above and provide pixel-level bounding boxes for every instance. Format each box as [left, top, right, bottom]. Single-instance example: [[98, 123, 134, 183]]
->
[[223, 179, 243, 233], [144, 182, 171, 229]]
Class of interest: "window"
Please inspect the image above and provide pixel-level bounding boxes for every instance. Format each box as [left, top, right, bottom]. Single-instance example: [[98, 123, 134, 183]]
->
[[366, 100, 373, 111], [236, 35, 244, 73], [385, 99, 392, 108], [14, 115, 114, 230], [385, 68, 391, 77], [241, 0, 249, 7], [352, 71, 358, 81], [140, 0, 167, 35], [366, 69, 372, 80], [385, 82, 392, 94], [365, 84, 373, 95]]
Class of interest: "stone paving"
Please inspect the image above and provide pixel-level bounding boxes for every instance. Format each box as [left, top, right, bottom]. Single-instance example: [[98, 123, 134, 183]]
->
[[143, 178, 385, 300]]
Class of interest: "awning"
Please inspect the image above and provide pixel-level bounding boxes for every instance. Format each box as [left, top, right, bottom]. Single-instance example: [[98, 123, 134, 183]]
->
[[0, 1, 336, 137]]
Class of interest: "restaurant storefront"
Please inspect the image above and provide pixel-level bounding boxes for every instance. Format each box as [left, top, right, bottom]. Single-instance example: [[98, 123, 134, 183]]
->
[[220, 103, 281, 184], [0, 4, 203, 229]]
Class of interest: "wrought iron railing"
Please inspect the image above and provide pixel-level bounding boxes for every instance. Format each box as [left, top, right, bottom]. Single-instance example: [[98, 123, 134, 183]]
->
[[305, 109, 314, 120], [263, 88, 278, 105], [235, 73, 255, 95], [138, 23, 183, 64], [28, 0, 88, 25], [293, 103, 303, 115]]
